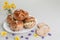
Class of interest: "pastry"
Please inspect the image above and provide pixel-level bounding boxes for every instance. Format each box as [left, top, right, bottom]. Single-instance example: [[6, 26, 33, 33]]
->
[[7, 14, 24, 31], [36, 23, 50, 36], [7, 15, 13, 24], [24, 16, 36, 29], [9, 21, 24, 31], [16, 21, 24, 31], [13, 9, 29, 21], [6, 9, 36, 31]]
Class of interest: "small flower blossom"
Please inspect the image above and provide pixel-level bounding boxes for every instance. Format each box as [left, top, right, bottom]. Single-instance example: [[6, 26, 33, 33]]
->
[[34, 33, 39, 37], [3, 1, 16, 9], [1, 31, 7, 36], [15, 36, 20, 40], [10, 3, 16, 8], [4, 1, 9, 5]]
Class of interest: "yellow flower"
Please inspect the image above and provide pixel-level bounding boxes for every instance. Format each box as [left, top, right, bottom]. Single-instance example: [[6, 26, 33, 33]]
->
[[34, 33, 39, 37], [3, 1, 9, 9], [4, 1, 9, 5], [3, 4, 11, 9], [3, 1, 16, 9], [15, 36, 20, 40], [7, 4, 11, 9], [10, 3, 16, 8], [3, 5, 7, 9], [1, 31, 7, 36]]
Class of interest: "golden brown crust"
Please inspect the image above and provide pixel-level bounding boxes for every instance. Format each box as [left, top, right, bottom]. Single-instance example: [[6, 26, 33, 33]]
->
[[24, 16, 35, 22], [9, 21, 24, 31], [6, 9, 36, 31], [24, 16, 36, 29], [7, 15, 13, 24], [7, 14, 24, 31], [16, 21, 24, 30], [13, 9, 29, 21]]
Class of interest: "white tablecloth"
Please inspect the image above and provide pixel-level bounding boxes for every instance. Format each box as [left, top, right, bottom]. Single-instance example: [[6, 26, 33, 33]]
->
[[0, 0, 60, 40]]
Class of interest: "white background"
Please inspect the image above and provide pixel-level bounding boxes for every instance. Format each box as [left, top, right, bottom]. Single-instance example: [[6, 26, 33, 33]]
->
[[0, 0, 60, 40]]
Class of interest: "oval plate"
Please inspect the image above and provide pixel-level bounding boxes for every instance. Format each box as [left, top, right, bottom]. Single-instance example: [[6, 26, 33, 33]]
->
[[3, 21, 36, 33]]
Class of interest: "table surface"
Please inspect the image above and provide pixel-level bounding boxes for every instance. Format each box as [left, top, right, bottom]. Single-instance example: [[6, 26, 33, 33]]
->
[[0, 0, 60, 40]]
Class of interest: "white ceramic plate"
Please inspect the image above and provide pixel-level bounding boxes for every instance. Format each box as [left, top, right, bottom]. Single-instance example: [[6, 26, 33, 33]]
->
[[3, 21, 36, 33]]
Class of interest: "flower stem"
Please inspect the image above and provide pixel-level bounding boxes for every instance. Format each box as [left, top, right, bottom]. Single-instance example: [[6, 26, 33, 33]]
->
[[8, 9, 12, 14]]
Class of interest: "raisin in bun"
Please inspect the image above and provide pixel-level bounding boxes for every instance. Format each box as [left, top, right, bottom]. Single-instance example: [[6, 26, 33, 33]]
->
[[24, 16, 36, 29], [13, 9, 29, 21]]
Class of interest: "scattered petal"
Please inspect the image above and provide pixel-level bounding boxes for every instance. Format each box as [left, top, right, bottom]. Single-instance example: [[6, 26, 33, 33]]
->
[[1, 31, 7, 36], [15, 36, 20, 40], [34, 33, 39, 37]]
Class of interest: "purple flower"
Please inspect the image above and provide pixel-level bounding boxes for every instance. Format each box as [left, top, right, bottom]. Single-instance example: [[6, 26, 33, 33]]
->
[[41, 36, 44, 39], [6, 37, 8, 39], [12, 33, 15, 36], [31, 30, 34, 32], [21, 36, 23, 38], [28, 33, 31, 36], [25, 37, 29, 39], [48, 33, 51, 36]]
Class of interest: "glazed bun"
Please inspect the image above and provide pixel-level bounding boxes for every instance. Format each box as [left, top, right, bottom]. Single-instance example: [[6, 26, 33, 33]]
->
[[24, 16, 35, 22], [7, 14, 24, 31], [9, 21, 24, 31], [13, 9, 29, 21], [24, 16, 36, 29], [7, 15, 13, 24], [16, 21, 24, 31], [6, 9, 36, 31]]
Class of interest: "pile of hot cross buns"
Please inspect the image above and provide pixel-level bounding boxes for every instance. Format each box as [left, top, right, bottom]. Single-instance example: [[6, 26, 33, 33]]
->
[[7, 9, 36, 31], [6, 9, 50, 37]]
